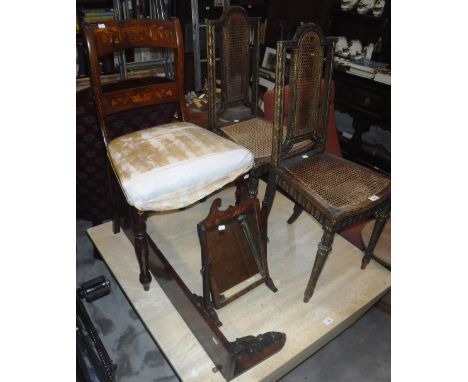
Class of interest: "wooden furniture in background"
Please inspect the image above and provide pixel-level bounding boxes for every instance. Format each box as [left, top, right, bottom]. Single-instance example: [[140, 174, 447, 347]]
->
[[328, 0, 391, 173], [333, 68, 391, 173], [262, 23, 391, 302]]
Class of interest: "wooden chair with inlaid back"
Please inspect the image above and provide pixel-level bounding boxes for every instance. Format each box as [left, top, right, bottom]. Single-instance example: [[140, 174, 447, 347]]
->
[[262, 23, 391, 303], [83, 19, 254, 291]]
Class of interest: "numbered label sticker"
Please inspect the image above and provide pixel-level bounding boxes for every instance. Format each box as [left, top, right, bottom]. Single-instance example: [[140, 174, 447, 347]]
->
[[98, 24, 106, 29], [218, 225, 226, 231], [322, 316, 334, 326], [368, 194, 380, 201]]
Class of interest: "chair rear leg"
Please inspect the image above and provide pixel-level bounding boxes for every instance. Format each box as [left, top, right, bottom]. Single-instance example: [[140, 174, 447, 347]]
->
[[131, 207, 152, 290], [261, 170, 277, 223], [106, 163, 121, 234], [304, 230, 335, 303], [287, 203, 304, 224], [361, 206, 389, 269], [261, 172, 277, 241]]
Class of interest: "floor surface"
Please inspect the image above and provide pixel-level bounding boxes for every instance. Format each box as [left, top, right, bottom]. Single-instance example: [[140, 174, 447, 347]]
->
[[77, 219, 390, 381]]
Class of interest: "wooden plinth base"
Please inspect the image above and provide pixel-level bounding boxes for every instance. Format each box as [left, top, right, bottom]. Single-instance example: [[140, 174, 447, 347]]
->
[[87, 181, 390, 381]]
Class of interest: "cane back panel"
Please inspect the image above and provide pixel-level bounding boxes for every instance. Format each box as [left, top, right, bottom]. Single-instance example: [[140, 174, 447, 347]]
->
[[222, 8, 251, 104], [207, 6, 260, 130], [273, 24, 335, 162]]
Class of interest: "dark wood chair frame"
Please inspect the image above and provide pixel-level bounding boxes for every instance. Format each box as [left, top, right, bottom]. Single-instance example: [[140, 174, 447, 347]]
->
[[261, 23, 391, 303], [206, 6, 265, 197], [84, 18, 285, 380]]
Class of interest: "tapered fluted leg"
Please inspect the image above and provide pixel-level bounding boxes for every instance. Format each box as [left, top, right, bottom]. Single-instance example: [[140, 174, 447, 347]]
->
[[304, 230, 335, 303], [287, 203, 304, 224], [361, 207, 389, 269], [132, 208, 152, 291]]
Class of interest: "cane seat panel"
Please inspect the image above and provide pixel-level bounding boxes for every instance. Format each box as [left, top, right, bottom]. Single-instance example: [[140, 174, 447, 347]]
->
[[284, 153, 390, 217], [221, 117, 314, 166]]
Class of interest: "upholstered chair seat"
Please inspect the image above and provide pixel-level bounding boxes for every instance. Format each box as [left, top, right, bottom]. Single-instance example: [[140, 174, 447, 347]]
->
[[108, 122, 254, 211]]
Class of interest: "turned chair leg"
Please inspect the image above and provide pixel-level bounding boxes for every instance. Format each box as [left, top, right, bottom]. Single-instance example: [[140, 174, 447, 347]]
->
[[287, 203, 304, 224], [235, 177, 250, 205], [131, 207, 152, 291], [361, 207, 389, 269], [304, 229, 335, 303], [248, 173, 260, 198]]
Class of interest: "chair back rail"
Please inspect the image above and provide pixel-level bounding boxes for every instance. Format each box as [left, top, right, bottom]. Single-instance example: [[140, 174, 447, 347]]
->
[[84, 18, 187, 146]]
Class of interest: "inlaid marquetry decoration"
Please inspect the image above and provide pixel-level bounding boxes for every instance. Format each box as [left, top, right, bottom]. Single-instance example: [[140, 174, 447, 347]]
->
[[105, 85, 176, 110], [90, 20, 178, 57]]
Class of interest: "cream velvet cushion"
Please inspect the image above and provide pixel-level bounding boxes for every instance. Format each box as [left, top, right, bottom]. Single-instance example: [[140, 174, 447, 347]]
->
[[108, 122, 254, 211]]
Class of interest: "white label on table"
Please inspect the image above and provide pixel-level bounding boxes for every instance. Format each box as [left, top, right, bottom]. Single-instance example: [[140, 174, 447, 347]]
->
[[98, 24, 106, 29], [234, 119, 240, 123], [368, 194, 380, 201], [342, 131, 353, 139], [244, 174, 250, 179], [218, 225, 226, 231], [322, 316, 334, 326], [302, 154, 309, 159]]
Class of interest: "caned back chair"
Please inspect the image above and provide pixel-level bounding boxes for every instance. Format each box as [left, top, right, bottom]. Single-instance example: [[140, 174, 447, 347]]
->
[[206, 6, 266, 196], [84, 19, 254, 290], [207, 6, 260, 131], [262, 23, 391, 302], [207, 6, 314, 199]]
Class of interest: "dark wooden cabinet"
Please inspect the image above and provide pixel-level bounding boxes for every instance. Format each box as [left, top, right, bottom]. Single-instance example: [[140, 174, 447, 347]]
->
[[327, 0, 391, 173], [333, 68, 390, 174]]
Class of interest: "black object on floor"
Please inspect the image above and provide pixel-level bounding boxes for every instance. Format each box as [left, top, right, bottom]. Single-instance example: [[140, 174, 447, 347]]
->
[[77, 276, 116, 382]]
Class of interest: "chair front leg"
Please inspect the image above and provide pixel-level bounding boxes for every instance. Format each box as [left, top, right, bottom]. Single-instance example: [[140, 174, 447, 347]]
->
[[248, 166, 264, 198], [131, 207, 152, 291], [361, 205, 389, 269], [304, 229, 335, 303]]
